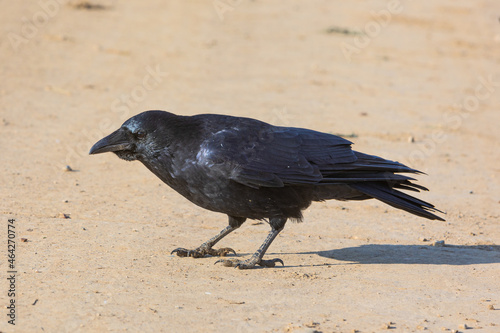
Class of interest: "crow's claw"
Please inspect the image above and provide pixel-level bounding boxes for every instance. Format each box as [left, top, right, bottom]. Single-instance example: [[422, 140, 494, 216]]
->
[[214, 258, 239, 267], [257, 258, 284, 268], [214, 257, 284, 269], [171, 247, 236, 258], [171, 248, 194, 257], [209, 247, 236, 257]]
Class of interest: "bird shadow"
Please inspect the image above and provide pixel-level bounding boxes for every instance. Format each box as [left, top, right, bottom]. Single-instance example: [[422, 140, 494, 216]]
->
[[197, 244, 499, 268], [304, 244, 500, 266]]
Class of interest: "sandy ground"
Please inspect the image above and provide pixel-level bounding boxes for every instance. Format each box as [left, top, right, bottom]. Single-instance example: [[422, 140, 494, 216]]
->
[[1, 1, 500, 332]]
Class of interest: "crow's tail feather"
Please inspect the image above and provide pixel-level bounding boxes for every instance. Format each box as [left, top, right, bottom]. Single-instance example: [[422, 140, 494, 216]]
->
[[350, 182, 445, 221]]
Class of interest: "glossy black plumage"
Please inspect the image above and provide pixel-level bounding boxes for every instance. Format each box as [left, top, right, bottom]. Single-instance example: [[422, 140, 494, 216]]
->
[[90, 110, 444, 269]]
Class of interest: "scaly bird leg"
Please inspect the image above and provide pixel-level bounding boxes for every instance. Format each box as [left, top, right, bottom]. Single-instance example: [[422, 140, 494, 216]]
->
[[171, 216, 245, 258], [215, 217, 286, 269]]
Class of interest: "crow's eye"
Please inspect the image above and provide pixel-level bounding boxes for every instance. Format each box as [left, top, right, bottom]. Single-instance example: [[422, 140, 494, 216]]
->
[[135, 130, 146, 139]]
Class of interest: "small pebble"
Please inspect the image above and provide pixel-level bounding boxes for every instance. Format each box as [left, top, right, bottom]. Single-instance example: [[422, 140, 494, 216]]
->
[[64, 165, 74, 172], [408, 136, 415, 143], [458, 323, 470, 329], [419, 237, 429, 242], [20, 238, 28, 242], [381, 322, 395, 329], [488, 304, 495, 310], [57, 213, 71, 219], [304, 321, 319, 328]]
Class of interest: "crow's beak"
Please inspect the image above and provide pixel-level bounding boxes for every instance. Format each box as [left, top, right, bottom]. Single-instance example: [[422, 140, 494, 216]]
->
[[89, 128, 132, 155]]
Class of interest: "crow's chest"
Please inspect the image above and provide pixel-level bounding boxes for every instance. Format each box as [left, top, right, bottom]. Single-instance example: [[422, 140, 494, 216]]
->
[[163, 157, 237, 207]]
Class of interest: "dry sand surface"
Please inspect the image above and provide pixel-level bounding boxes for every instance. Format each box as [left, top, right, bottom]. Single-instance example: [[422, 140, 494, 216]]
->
[[1, 1, 500, 332]]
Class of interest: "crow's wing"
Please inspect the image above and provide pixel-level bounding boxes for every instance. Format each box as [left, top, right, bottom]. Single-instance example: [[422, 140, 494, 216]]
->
[[197, 125, 417, 188]]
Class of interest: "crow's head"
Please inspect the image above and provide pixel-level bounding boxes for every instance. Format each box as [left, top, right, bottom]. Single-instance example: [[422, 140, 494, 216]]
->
[[89, 110, 171, 161]]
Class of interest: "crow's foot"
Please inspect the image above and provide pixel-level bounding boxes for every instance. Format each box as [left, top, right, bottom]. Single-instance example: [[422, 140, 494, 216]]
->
[[171, 247, 236, 258], [215, 257, 284, 269]]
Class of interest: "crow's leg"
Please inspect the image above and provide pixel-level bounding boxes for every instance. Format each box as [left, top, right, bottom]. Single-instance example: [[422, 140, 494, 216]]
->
[[171, 216, 246, 258], [215, 217, 286, 269]]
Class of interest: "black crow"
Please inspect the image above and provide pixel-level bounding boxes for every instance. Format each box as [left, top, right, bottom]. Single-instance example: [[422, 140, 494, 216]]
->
[[90, 110, 444, 269]]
